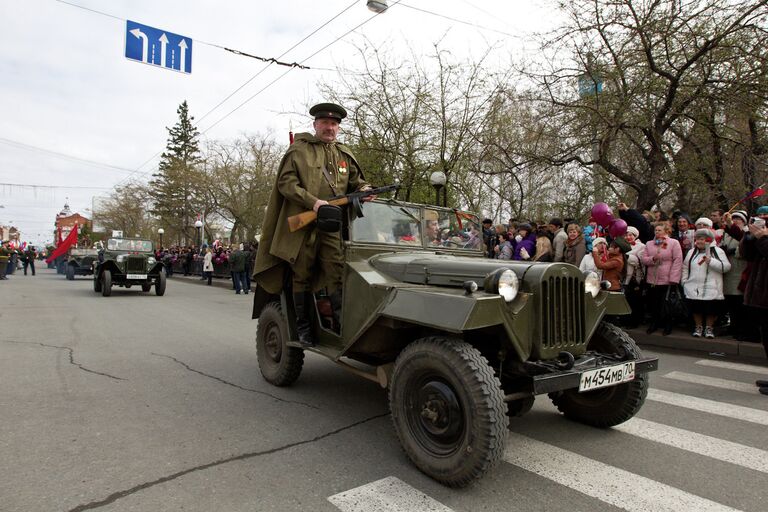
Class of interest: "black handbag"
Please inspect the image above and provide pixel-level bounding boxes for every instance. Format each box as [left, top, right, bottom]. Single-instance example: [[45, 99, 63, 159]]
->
[[663, 285, 688, 321]]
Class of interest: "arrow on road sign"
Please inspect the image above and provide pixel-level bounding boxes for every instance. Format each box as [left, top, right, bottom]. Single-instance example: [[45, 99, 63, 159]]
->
[[129, 28, 148, 63]]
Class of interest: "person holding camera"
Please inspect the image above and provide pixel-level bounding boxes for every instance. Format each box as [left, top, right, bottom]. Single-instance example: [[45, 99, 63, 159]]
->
[[741, 207, 768, 366]]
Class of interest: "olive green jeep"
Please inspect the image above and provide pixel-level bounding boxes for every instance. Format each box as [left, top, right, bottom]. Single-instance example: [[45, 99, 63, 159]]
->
[[253, 199, 658, 487], [65, 248, 98, 280], [93, 238, 165, 297]]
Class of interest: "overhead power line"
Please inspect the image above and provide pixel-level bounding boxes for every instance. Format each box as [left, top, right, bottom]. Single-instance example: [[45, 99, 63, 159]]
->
[[0, 182, 113, 190], [0, 137, 137, 174]]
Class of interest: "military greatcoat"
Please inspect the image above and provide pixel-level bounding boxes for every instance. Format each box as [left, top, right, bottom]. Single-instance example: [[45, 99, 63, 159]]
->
[[253, 132, 367, 296]]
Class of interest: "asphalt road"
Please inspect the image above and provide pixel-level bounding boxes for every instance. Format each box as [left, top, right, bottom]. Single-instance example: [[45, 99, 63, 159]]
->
[[1, 268, 767, 512]]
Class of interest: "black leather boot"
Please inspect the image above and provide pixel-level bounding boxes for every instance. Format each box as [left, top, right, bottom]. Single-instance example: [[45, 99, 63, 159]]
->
[[293, 292, 315, 347], [329, 289, 343, 333]]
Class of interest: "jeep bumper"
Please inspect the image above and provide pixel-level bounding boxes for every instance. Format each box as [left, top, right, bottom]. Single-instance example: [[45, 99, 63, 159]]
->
[[530, 357, 658, 395]]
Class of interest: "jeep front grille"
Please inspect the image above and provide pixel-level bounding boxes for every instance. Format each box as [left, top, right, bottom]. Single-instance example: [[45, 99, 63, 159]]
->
[[126, 256, 146, 273], [540, 276, 585, 349]]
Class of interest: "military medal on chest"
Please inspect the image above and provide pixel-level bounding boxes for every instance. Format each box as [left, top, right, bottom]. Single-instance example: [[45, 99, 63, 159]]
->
[[338, 160, 347, 175]]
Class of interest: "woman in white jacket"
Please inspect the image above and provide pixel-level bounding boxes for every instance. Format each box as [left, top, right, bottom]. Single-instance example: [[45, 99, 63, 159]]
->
[[681, 229, 731, 339], [203, 247, 214, 285], [623, 227, 646, 328]]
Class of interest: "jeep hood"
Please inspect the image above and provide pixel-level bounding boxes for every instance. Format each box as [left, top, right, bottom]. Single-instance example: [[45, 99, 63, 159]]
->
[[368, 252, 536, 288]]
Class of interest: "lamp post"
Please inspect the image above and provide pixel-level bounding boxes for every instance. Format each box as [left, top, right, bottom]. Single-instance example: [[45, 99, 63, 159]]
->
[[157, 228, 164, 249], [366, 0, 388, 13], [429, 171, 447, 207], [194, 220, 203, 248]]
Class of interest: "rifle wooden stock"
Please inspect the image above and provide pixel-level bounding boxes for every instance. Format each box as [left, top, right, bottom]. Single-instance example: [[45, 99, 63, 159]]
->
[[287, 197, 351, 232]]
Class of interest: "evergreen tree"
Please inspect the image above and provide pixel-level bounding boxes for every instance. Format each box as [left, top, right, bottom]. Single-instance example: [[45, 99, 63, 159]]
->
[[149, 101, 202, 244]]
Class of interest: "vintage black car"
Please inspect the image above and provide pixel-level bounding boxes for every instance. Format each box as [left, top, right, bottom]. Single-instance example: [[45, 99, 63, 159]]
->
[[93, 238, 165, 296], [65, 248, 98, 280]]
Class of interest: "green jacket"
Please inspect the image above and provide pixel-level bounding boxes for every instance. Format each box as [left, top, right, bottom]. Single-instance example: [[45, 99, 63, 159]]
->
[[253, 133, 367, 294], [229, 249, 247, 272], [0, 247, 9, 263]]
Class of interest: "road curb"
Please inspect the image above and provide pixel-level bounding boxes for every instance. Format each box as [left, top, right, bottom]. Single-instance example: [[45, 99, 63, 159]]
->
[[627, 327, 767, 361]]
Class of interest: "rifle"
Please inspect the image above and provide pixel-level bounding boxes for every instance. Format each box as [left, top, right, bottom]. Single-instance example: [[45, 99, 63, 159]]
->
[[287, 184, 400, 232]]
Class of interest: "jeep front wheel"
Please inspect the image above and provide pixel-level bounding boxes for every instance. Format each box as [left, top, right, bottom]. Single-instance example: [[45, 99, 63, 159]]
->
[[256, 302, 304, 386], [93, 272, 102, 292], [155, 273, 166, 296], [66, 265, 75, 280], [549, 321, 648, 428], [101, 270, 112, 297], [389, 337, 508, 487]]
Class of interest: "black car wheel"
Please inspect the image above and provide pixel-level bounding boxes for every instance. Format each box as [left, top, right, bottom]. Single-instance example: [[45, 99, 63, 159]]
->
[[549, 321, 648, 428], [101, 270, 112, 297], [256, 301, 304, 386], [93, 272, 102, 292], [389, 337, 508, 487], [66, 265, 75, 280], [155, 273, 166, 296]]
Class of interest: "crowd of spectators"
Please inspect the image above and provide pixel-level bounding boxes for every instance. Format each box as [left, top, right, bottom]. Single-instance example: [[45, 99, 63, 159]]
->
[[154, 241, 258, 295], [480, 204, 768, 354]]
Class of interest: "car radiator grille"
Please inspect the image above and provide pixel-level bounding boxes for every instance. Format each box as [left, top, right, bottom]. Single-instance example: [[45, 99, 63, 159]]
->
[[540, 276, 585, 349], [126, 256, 146, 273]]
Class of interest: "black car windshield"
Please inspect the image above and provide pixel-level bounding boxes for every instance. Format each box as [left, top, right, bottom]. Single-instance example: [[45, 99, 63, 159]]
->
[[107, 239, 153, 252]]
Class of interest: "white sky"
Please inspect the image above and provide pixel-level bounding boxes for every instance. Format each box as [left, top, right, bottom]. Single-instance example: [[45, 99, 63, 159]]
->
[[0, 0, 561, 246]]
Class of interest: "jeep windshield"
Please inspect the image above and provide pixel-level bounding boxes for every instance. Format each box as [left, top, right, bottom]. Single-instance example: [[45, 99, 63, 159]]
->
[[351, 202, 483, 252], [106, 239, 153, 252]]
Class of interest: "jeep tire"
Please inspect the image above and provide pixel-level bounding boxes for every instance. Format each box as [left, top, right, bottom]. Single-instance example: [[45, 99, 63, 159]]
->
[[389, 337, 508, 487], [101, 270, 112, 297], [66, 265, 75, 280], [93, 272, 102, 292], [549, 321, 648, 428], [155, 273, 166, 296], [256, 302, 304, 386]]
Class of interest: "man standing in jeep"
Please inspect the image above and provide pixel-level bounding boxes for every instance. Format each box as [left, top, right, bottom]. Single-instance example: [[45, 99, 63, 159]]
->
[[253, 102, 371, 346]]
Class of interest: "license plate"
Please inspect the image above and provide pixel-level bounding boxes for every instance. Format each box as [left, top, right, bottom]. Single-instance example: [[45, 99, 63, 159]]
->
[[578, 362, 635, 392], [127, 274, 147, 280]]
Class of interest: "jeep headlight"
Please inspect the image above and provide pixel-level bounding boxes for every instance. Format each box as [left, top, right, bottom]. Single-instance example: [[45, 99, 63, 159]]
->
[[116, 254, 127, 263], [584, 271, 600, 298], [147, 257, 156, 265], [485, 268, 519, 303]]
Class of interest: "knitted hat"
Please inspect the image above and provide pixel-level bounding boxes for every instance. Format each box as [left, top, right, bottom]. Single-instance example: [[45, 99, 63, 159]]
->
[[626, 226, 640, 238], [732, 210, 748, 224], [757, 205, 768, 216], [695, 217, 713, 228], [592, 237, 607, 247], [694, 228, 715, 241]]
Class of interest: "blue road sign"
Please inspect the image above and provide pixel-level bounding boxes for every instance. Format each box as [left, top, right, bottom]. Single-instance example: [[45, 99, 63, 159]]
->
[[578, 73, 603, 97], [125, 20, 192, 74]]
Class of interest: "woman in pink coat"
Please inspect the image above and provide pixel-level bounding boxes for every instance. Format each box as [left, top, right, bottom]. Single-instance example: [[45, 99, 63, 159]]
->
[[641, 223, 683, 335]]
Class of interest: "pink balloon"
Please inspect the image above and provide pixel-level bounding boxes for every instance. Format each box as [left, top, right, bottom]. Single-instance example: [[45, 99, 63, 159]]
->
[[591, 202, 613, 227], [608, 218, 628, 238]]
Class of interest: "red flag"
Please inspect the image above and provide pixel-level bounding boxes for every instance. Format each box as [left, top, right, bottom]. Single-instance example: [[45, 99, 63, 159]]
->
[[289, 131, 294, 144], [740, 186, 765, 202], [45, 224, 78, 264]]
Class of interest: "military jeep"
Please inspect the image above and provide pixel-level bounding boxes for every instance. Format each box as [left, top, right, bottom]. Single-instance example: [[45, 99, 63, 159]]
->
[[93, 238, 165, 297], [253, 199, 658, 487], [65, 248, 98, 280]]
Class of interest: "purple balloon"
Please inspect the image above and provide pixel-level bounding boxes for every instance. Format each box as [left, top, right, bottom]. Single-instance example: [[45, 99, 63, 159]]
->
[[608, 218, 628, 238], [591, 202, 613, 227]]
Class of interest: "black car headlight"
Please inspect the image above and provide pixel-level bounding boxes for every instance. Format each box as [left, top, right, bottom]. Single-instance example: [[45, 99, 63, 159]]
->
[[485, 268, 519, 302]]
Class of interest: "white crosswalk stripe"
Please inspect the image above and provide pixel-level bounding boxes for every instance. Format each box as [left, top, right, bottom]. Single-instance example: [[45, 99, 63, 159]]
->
[[614, 417, 768, 473], [647, 388, 768, 426], [662, 371, 758, 394], [695, 359, 768, 375], [328, 476, 454, 512], [503, 432, 743, 512]]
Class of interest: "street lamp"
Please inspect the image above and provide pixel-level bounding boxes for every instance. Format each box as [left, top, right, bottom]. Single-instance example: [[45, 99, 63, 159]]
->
[[157, 228, 164, 248], [429, 171, 447, 207], [194, 220, 203, 247], [366, 0, 388, 13]]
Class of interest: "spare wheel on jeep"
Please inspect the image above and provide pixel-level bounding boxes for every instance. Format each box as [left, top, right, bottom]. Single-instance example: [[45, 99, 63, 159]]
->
[[389, 337, 508, 487]]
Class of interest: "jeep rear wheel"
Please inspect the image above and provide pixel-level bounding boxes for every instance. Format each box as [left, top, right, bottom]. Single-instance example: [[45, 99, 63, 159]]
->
[[155, 273, 166, 296], [66, 265, 75, 280], [101, 270, 112, 297], [389, 337, 508, 487], [549, 321, 648, 428], [256, 302, 304, 386]]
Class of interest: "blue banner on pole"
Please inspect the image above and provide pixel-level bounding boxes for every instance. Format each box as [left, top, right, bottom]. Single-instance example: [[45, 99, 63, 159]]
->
[[125, 20, 192, 74]]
